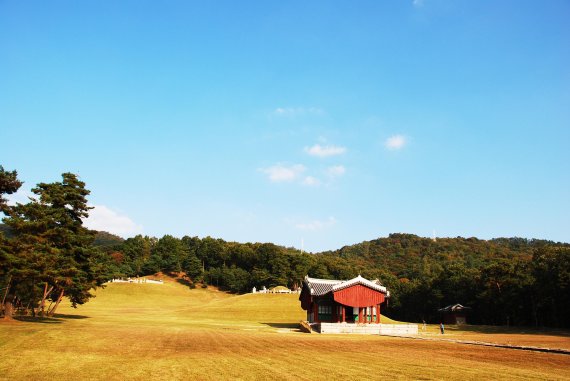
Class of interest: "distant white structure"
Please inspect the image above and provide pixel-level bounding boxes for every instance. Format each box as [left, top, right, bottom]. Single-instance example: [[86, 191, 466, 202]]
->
[[252, 286, 269, 294], [107, 277, 163, 284], [252, 285, 299, 294]]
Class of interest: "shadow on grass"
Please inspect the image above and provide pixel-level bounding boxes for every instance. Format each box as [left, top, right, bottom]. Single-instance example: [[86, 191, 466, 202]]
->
[[446, 324, 570, 337], [53, 313, 89, 320], [176, 278, 193, 287], [13, 313, 89, 324], [175, 277, 212, 291], [263, 322, 303, 332], [14, 316, 63, 324]]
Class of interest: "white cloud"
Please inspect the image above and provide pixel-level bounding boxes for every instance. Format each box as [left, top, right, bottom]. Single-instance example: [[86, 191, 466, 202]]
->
[[295, 217, 337, 231], [83, 205, 143, 237], [302, 176, 321, 186], [5, 189, 35, 206], [385, 135, 407, 150], [260, 164, 306, 182], [273, 107, 324, 117], [305, 144, 347, 158], [4, 192, 143, 238], [413, 0, 424, 7], [327, 165, 346, 178]]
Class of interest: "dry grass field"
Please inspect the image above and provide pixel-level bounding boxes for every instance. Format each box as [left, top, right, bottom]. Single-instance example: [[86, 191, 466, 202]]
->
[[1, 278, 569, 380]]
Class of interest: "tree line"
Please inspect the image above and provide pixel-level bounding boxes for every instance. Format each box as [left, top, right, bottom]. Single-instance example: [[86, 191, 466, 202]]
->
[[103, 233, 569, 328], [1, 166, 569, 327]]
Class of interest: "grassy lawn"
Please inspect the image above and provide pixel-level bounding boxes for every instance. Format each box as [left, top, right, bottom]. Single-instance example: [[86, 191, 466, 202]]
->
[[420, 323, 570, 351], [1, 278, 569, 380]]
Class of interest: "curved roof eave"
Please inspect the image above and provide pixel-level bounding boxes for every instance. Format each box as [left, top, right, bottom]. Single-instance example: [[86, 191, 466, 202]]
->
[[331, 275, 388, 294]]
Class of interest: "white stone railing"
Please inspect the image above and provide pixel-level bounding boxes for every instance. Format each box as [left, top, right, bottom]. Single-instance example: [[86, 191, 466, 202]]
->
[[379, 323, 418, 336], [317, 322, 418, 335]]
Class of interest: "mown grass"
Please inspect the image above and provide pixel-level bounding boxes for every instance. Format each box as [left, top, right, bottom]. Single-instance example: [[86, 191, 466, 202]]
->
[[418, 322, 570, 350], [1, 279, 569, 380]]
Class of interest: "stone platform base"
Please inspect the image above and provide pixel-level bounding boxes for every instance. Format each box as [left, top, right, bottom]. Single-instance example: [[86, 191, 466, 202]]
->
[[315, 322, 418, 335]]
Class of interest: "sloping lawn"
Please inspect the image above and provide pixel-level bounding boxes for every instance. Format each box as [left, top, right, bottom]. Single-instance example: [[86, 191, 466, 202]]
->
[[1, 280, 569, 380]]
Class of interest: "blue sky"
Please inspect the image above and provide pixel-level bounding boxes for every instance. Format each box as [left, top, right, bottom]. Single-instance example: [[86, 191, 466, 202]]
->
[[1, 0, 569, 252]]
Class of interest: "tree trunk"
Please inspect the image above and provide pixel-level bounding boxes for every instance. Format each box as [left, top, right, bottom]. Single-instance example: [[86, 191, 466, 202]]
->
[[39, 283, 54, 317], [3, 297, 14, 320], [1, 276, 11, 312], [47, 289, 64, 317]]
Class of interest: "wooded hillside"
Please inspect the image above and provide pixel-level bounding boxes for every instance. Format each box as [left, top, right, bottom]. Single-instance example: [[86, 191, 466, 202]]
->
[[92, 232, 569, 328], [1, 166, 569, 328]]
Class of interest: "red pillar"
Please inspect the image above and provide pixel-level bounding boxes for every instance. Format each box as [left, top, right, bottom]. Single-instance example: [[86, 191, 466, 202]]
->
[[313, 303, 319, 323], [375, 304, 379, 324], [342, 306, 346, 322], [358, 307, 363, 324]]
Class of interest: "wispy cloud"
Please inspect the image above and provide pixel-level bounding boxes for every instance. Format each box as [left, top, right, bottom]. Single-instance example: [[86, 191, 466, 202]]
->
[[295, 216, 337, 231], [385, 135, 407, 150], [83, 205, 143, 237], [273, 107, 324, 117], [413, 0, 424, 7], [327, 165, 346, 178], [302, 176, 321, 186], [305, 144, 347, 158], [260, 164, 306, 182]]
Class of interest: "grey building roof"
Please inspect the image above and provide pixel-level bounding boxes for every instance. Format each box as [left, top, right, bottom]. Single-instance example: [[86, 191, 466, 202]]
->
[[438, 303, 471, 313], [304, 275, 389, 297], [304, 277, 344, 296]]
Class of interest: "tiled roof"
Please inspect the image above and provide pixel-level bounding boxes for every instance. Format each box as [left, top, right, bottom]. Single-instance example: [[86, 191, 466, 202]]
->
[[304, 277, 344, 296], [438, 304, 471, 312], [332, 275, 388, 295], [304, 275, 389, 297]]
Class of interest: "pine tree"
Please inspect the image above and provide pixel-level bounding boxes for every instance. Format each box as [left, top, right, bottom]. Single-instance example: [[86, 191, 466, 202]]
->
[[3, 173, 104, 317], [0, 165, 23, 319]]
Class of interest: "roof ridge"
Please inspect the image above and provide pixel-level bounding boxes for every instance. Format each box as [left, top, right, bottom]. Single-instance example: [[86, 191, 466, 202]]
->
[[332, 275, 388, 294], [304, 275, 389, 297]]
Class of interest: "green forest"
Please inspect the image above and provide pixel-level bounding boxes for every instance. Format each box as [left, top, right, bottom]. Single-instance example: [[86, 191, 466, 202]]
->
[[1, 167, 569, 328]]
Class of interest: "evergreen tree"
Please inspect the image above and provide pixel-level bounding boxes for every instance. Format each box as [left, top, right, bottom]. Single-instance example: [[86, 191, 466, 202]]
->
[[3, 173, 104, 317], [183, 254, 203, 281], [0, 166, 23, 319], [0, 166, 23, 215]]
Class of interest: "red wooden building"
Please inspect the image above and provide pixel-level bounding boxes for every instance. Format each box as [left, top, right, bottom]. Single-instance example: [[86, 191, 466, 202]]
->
[[299, 275, 390, 324]]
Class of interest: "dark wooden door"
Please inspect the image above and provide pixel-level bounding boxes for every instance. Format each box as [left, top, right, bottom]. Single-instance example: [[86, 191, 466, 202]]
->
[[345, 307, 355, 322]]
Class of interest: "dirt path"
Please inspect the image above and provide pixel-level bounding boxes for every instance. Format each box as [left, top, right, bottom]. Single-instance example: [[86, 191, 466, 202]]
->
[[394, 334, 570, 355]]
